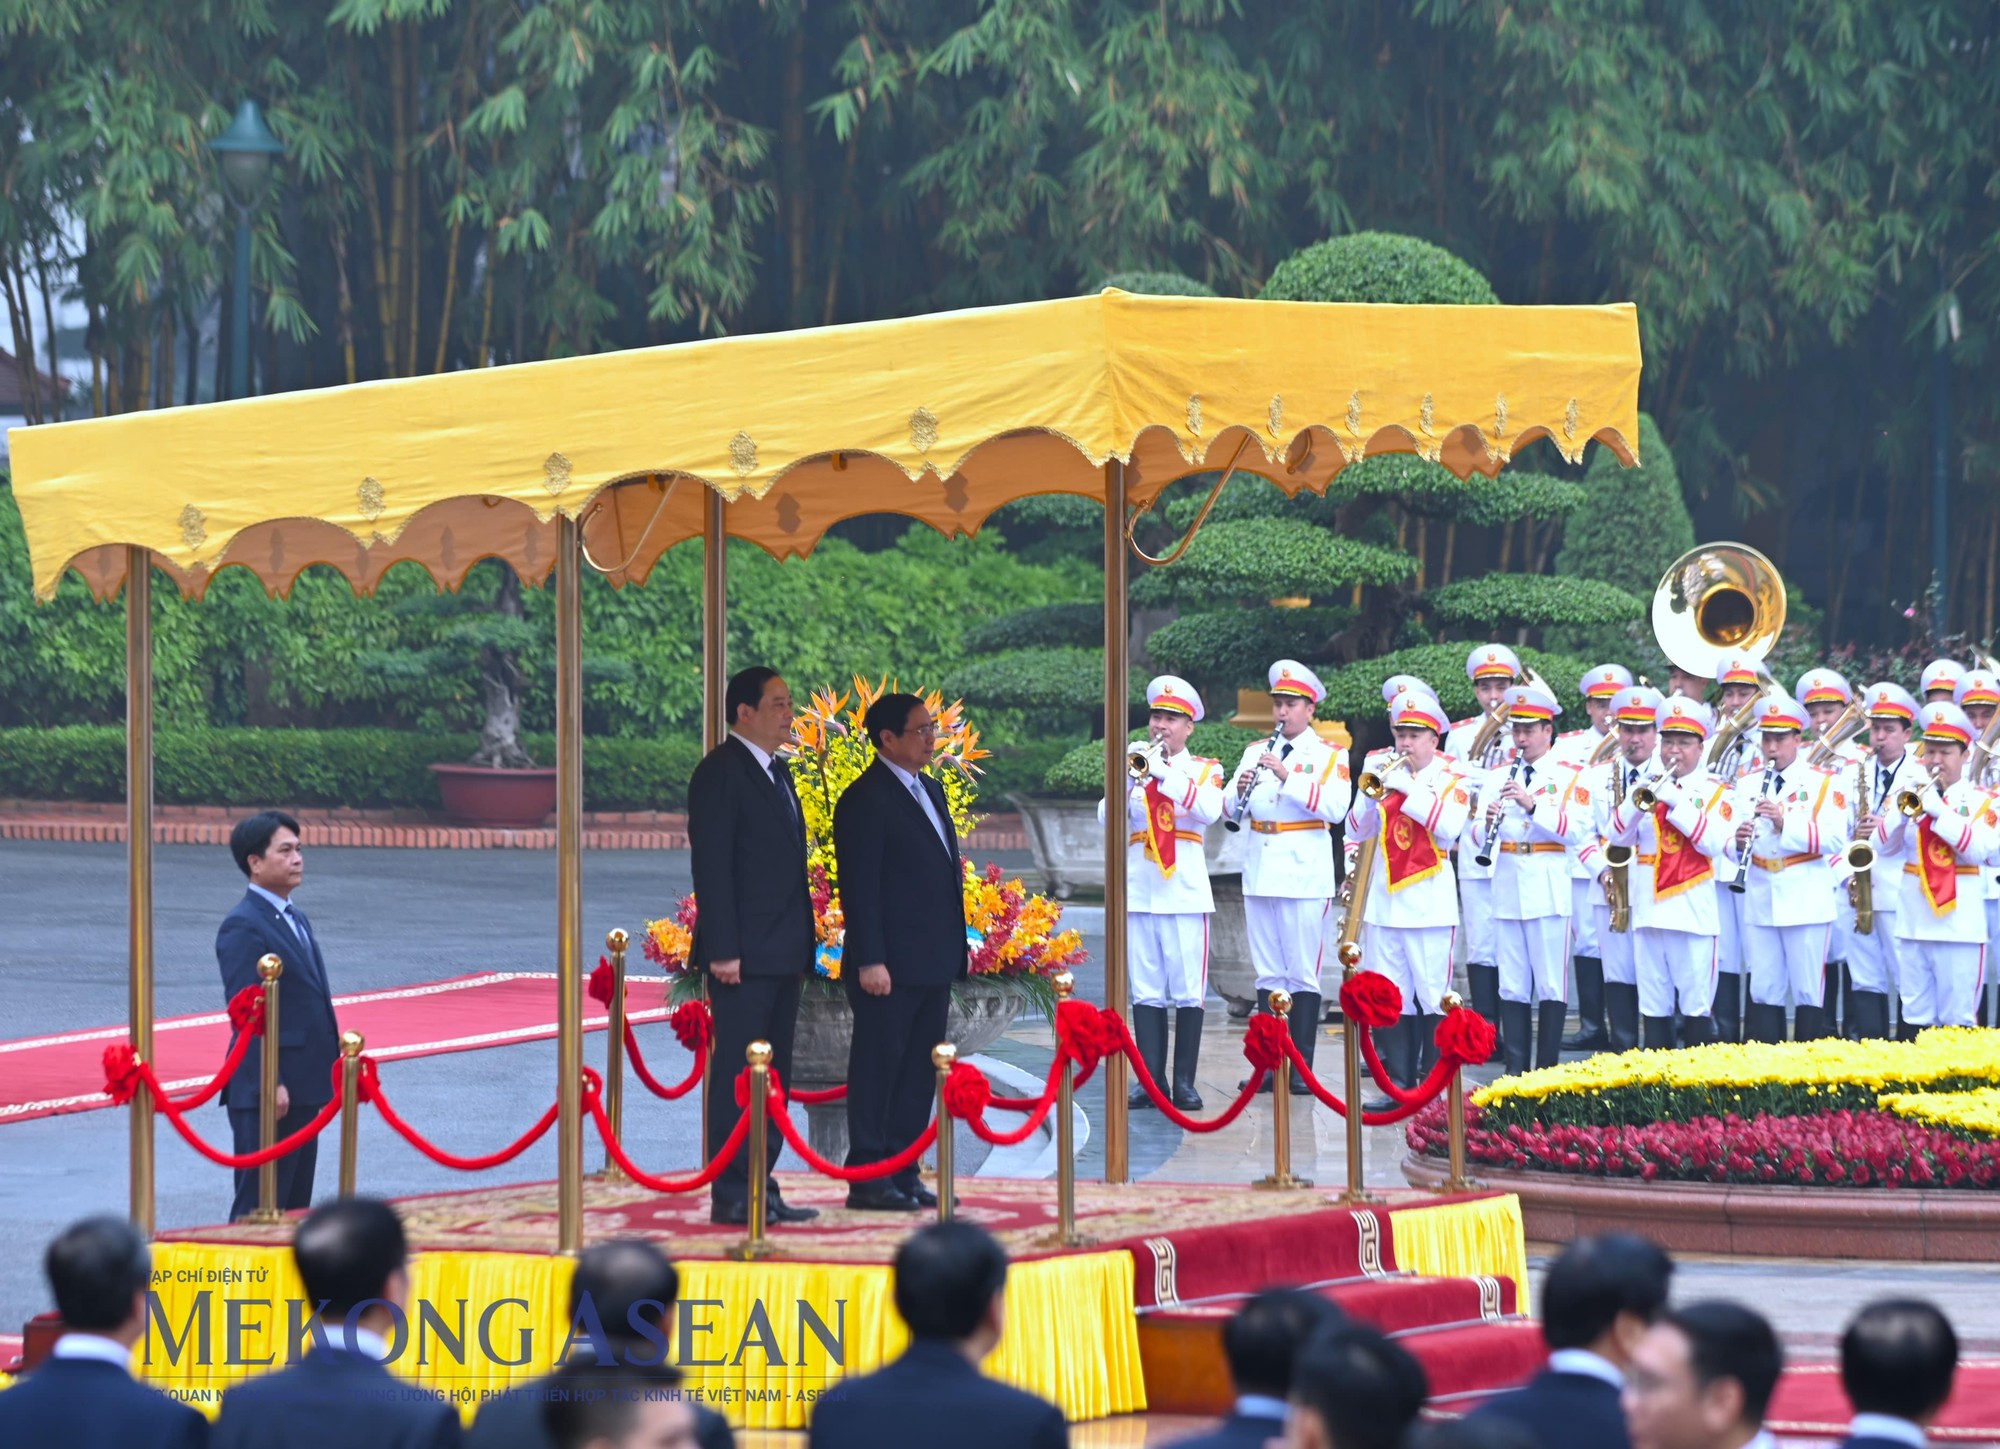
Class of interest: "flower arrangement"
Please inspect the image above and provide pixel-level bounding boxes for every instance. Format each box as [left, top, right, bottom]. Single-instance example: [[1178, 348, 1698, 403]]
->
[[1878, 1086, 2000, 1139], [643, 677, 1083, 1010]]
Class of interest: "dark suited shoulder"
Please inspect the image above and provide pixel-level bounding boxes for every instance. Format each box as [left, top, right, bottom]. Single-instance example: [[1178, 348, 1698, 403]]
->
[[1472, 1369, 1628, 1449], [1164, 1412, 1287, 1449], [810, 1345, 1065, 1449], [0, 1357, 209, 1449], [463, 1374, 552, 1449], [213, 1351, 460, 1449]]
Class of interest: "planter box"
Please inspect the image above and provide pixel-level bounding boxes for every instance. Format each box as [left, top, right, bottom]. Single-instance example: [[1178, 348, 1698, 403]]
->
[[429, 763, 558, 828], [1009, 794, 1251, 900]]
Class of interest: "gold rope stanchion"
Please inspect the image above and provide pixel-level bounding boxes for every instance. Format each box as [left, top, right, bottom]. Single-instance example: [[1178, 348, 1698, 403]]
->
[[337, 1032, 364, 1196], [1338, 961, 1377, 1204], [601, 929, 629, 1184], [730, 1041, 775, 1261], [246, 954, 285, 1223], [1253, 992, 1311, 1190], [1436, 992, 1479, 1194], [1039, 973, 1090, 1247], [932, 1043, 957, 1224]]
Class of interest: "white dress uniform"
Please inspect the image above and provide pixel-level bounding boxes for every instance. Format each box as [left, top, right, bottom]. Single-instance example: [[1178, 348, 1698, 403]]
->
[[1585, 687, 1664, 1003], [1102, 748, 1225, 1008], [1872, 703, 2000, 1028], [1444, 644, 1520, 1000], [1222, 661, 1352, 998], [1709, 651, 1769, 1042], [1843, 684, 1922, 1037], [1954, 671, 2000, 1021], [1725, 695, 1851, 1036], [1603, 698, 1732, 1034], [1553, 662, 1631, 1049]]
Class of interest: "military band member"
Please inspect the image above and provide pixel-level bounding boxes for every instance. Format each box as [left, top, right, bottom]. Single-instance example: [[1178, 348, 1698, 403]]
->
[[1445, 643, 1520, 1056], [1588, 685, 1664, 1052], [1870, 702, 2000, 1031], [1346, 691, 1469, 1107], [1920, 660, 1963, 704], [1603, 698, 1732, 1047], [1223, 659, 1351, 1092], [1103, 676, 1224, 1111], [1800, 667, 1862, 1032], [1710, 651, 1768, 1042], [1558, 663, 1633, 1052], [1798, 668, 1860, 752], [1667, 664, 1710, 703], [1954, 670, 2000, 1027], [1845, 683, 1921, 1039], [1726, 693, 1850, 1042], [1474, 683, 1590, 1072]]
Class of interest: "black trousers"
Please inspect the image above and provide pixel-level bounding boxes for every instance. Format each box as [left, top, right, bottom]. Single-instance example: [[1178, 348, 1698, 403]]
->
[[228, 1101, 321, 1222], [706, 972, 803, 1205], [844, 980, 951, 1187]]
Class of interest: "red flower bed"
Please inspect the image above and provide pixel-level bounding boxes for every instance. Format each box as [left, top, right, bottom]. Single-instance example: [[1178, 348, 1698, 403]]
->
[[1406, 1099, 2000, 1189]]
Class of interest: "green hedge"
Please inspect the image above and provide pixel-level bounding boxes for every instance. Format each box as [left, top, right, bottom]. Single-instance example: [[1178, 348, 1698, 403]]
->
[[1425, 575, 1644, 629], [1143, 607, 1352, 685], [1096, 270, 1218, 297], [0, 726, 704, 812], [1260, 232, 1500, 308], [943, 647, 1146, 714], [1041, 723, 1264, 799], [961, 602, 1105, 654], [1320, 644, 1595, 725]]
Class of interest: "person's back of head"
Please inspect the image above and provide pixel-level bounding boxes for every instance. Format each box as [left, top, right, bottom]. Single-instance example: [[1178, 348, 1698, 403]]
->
[[1289, 1320, 1428, 1449], [1222, 1288, 1344, 1403], [45, 1215, 151, 1338], [1841, 1298, 1958, 1428], [892, 1221, 1008, 1350], [293, 1197, 409, 1324], [1542, 1233, 1675, 1366], [1625, 1300, 1782, 1449], [568, 1240, 681, 1366], [543, 1359, 693, 1449]]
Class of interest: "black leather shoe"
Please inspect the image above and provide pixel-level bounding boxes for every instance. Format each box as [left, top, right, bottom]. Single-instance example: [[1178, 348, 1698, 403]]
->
[[768, 1196, 820, 1224], [709, 1199, 749, 1226], [897, 1180, 956, 1210], [845, 1183, 921, 1212]]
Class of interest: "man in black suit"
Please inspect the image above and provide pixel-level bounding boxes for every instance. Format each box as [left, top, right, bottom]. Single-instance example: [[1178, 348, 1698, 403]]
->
[[1472, 1232, 1675, 1449], [1838, 1299, 1958, 1449], [1286, 1320, 1428, 1449], [1623, 1301, 1783, 1449], [0, 1215, 208, 1449], [218, 810, 343, 1222], [1171, 1288, 1343, 1449], [465, 1239, 733, 1449], [808, 1222, 1065, 1449], [833, 692, 968, 1211], [542, 1360, 699, 1449], [212, 1197, 459, 1448], [686, 666, 820, 1227]]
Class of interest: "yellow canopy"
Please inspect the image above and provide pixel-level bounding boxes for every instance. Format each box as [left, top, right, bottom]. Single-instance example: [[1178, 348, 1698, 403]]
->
[[10, 290, 1640, 602]]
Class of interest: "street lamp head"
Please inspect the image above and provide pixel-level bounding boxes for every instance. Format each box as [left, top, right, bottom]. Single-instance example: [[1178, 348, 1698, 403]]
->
[[210, 99, 285, 208]]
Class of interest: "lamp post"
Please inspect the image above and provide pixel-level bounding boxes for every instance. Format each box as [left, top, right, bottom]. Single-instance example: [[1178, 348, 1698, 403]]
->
[[209, 100, 285, 400]]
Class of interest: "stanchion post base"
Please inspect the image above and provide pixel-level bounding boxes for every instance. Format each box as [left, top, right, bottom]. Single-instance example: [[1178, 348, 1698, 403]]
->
[[1251, 1174, 1313, 1191], [1036, 1230, 1095, 1249], [1437, 1175, 1482, 1195], [595, 1165, 630, 1186], [727, 1239, 779, 1262], [242, 1208, 286, 1225], [1334, 1187, 1381, 1205]]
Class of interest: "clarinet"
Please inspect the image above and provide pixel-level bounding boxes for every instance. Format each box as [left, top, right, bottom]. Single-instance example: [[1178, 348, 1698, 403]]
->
[[1472, 754, 1523, 869], [1223, 726, 1284, 833], [1729, 763, 1779, 894]]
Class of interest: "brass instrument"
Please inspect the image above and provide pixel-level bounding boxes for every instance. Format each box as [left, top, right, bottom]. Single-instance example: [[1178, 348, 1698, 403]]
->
[[1463, 698, 1510, 768], [1603, 756, 1634, 933], [1357, 751, 1410, 800], [1586, 729, 1622, 768], [1895, 764, 1940, 819], [1847, 752, 1875, 937], [1128, 744, 1158, 780], [1970, 710, 2000, 787], [1807, 701, 1868, 769], [1629, 767, 1667, 814], [1653, 542, 1788, 678]]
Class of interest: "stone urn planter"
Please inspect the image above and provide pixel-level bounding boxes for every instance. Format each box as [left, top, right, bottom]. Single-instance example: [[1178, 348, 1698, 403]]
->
[[787, 976, 1031, 1165], [1008, 794, 1249, 899], [1207, 873, 1257, 1017], [429, 763, 558, 828]]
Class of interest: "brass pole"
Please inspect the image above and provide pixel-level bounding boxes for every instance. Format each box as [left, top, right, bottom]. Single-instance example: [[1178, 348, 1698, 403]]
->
[[1437, 991, 1477, 1194], [730, 1041, 775, 1260], [126, 547, 156, 1236], [1102, 459, 1130, 1184], [932, 1043, 957, 1224], [337, 1032, 364, 1197], [1253, 992, 1310, 1190], [1040, 973, 1089, 1247], [248, 955, 285, 1223], [556, 514, 585, 1253], [1339, 963, 1376, 1204], [699, 488, 726, 1165], [602, 929, 629, 1184]]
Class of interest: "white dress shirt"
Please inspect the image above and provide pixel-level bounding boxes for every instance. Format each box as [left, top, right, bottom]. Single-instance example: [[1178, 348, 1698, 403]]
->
[[1547, 1347, 1625, 1389], [52, 1332, 134, 1372], [1847, 1414, 1928, 1448], [247, 881, 311, 948]]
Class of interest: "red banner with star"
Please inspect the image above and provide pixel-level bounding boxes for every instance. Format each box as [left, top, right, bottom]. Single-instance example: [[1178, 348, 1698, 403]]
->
[[1650, 802, 1712, 901], [1142, 780, 1179, 877], [1381, 791, 1444, 891], [1917, 815, 1961, 915]]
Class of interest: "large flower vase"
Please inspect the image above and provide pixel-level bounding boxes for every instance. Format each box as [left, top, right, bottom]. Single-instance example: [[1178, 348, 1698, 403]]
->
[[788, 976, 1025, 1166]]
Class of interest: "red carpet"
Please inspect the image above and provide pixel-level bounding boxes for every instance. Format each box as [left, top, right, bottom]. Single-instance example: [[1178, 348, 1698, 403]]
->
[[1766, 1359, 2000, 1442], [0, 972, 681, 1125]]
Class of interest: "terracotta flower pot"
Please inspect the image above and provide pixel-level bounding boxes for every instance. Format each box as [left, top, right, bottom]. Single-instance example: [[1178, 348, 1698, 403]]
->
[[429, 763, 559, 828]]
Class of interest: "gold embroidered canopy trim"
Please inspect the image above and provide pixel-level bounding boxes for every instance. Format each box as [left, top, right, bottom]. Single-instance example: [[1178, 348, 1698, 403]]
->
[[8, 289, 1640, 601]]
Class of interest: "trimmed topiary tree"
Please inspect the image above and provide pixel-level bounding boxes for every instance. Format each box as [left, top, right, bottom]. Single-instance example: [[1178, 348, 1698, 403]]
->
[[1096, 269, 1218, 298]]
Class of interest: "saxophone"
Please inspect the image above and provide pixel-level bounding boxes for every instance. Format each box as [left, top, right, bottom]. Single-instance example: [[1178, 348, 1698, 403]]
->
[[1602, 756, 1634, 933], [1846, 753, 1875, 936]]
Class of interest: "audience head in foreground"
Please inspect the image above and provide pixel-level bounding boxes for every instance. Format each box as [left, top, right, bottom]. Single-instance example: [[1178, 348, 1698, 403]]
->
[[293, 1195, 411, 1345], [892, 1219, 1011, 1358], [1285, 1320, 1428, 1449], [543, 1360, 696, 1449], [1542, 1232, 1676, 1367], [1841, 1298, 1959, 1440], [1624, 1300, 1783, 1449], [46, 1214, 153, 1344]]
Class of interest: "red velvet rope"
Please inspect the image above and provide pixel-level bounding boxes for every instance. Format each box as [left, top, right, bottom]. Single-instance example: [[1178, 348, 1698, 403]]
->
[[136, 1057, 344, 1169], [621, 1020, 704, 1101], [950, 1058, 1064, 1146], [791, 1081, 848, 1104], [1112, 1014, 1270, 1132], [765, 1084, 938, 1181], [587, 1078, 748, 1195], [1279, 1031, 1457, 1125], [365, 1069, 561, 1171]]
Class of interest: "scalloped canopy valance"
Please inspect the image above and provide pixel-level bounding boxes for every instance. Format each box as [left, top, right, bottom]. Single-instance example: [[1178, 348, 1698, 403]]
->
[[10, 289, 1640, 601]]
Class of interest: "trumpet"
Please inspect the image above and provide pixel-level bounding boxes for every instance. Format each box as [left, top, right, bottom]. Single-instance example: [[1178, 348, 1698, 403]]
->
[[1358, 751, 1411, 800], [1629, 767, 1668, 814], [1128, 744, 1160, 780], [1895, 765, 1940, 819]]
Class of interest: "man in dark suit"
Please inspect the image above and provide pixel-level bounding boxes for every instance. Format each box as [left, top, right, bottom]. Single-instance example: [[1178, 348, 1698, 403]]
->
[[465, 1239, 732, 1449], [808, 1222, 1065, 1449], [1623, 1301, 1783, 1449], [686, 666, 820, 1227], [218, 810, 343, 1222], [1169, 1288, 1342, 1449], [1472, 1232, 1675, 1449], [833, 692, 968, 1211], [542, 1360, 699, 1449], [0, 1215, 207, 1449], [1286, 1320, 1428, 1449], [1838, 1299, 1958, 1449], [212, 1197, 459, 1448]]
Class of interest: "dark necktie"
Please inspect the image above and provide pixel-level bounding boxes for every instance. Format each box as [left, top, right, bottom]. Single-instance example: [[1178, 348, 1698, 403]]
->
[[1522, 763, 1535, 787], [1280, 740, 1294, 760]]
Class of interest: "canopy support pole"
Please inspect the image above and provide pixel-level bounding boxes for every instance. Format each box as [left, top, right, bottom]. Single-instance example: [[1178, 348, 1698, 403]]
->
[[556, 517, 585, 1253], [703, 490, 728, 750], [1103, 460, 1130, 1183], [127, 548, 155, 1236]]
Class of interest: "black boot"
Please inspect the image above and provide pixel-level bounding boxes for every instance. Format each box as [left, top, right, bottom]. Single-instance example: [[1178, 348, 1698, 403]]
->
[[1362, 1017, 1404, 1114], [1641, 1015, 1679, 1050], [1793, 1004, 1831, 1041], [1848, 990, 1890, 1041], [1604, 983, 1640, 1053], [1828, 960, 1850, 1036], [1129, 1004, 1168, 1109], [1564, 956, 1610, 1050], [1171, 1006, 1205, 1110], [1714, 972, 1744, 1043], [1898, 1017, 1925, 1043], [1535, 1000, 1567, 1070], [1240, 989, 1274, 1092], [1680, 1014, 1714, 1047], [1499, 1001, 1533, 1075], [1744, 1002, 1788, 1043], [1288, 992, 1322, 1095], [1469, 963, 1504, 1055], [1414, 1013, 1441, 1082]]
